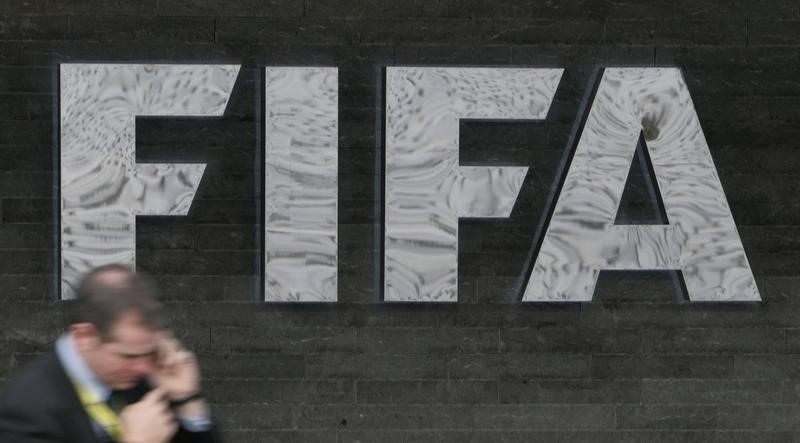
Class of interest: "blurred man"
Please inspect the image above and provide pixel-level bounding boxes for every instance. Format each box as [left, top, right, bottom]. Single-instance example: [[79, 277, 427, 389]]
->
[[0, 264, 219, 442]]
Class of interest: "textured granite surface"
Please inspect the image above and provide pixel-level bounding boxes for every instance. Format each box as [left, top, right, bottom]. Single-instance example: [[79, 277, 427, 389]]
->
[[1, 0, 799, 440]]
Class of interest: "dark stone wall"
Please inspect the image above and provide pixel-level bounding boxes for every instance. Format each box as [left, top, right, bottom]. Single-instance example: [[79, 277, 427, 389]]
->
[[1, 1, 800, 441]]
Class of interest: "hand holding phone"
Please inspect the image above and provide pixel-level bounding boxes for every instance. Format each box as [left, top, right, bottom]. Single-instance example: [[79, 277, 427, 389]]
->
[[149, 333, 202, 402]]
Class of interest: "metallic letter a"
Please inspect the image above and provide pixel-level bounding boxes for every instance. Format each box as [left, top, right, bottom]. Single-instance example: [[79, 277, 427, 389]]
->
[[60, 64, 240, 299], [524, 68, 760, 302]]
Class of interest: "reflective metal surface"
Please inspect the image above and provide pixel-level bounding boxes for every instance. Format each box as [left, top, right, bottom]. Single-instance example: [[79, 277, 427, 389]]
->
[[264, 67, 338, 302], [523, 68, 760, 302], [384, 67, 563, 302], [60, 64, 240, 299]]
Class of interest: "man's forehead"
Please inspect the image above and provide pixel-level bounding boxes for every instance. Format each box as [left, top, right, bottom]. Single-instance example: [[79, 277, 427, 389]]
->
[[90, 269, 133, 287]]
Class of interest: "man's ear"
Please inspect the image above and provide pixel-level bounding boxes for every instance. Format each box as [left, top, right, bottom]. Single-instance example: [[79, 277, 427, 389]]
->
[[70, 323, 100, 351]]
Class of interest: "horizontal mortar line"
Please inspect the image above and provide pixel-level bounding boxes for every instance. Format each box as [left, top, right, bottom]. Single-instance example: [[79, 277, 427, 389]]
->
[[0, 58, 780, 67], [0, 274, 56, 277], [221, 427, 621, 432], [628, 402, 797, 406], [212, 402, 627, 406], [639, 377, 783, 381], [327, 429, 789, 432], [0, 39, 218, 44], [160, 378, 358, 383], [219, 428, 364, 432], [613, 427, 788, 432], [0, 39, 238, 48], [358, 377, 628, 381], [203, 350, 800, 356], [0, 93, 54, 97]]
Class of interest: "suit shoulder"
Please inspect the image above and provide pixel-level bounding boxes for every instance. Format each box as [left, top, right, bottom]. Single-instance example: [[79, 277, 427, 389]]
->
[[0, 353, 70, 411]]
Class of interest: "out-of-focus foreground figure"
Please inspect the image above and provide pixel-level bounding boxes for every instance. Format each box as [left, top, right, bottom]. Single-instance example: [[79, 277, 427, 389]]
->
[[0, 264, 220, 443]]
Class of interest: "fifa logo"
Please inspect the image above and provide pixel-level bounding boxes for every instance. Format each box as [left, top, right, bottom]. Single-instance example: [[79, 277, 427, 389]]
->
[[59, 64, 759, 303]]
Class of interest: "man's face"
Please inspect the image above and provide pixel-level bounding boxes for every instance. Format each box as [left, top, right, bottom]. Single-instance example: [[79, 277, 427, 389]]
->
[[74, 311, 161, 390]]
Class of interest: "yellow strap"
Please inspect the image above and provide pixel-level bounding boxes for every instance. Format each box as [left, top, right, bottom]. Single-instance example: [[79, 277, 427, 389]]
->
[[72, 382, 123, 441]]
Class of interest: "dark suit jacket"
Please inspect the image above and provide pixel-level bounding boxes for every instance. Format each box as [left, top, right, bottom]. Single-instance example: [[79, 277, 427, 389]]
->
[[0, 351, 219, 443]]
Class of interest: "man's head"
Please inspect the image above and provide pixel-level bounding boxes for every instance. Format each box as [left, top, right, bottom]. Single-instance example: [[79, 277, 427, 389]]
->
[[68, 265, 167, 389]]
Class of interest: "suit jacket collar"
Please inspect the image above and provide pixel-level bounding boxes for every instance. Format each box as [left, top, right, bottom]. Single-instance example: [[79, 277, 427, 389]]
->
[[44, 351, 105, 443]]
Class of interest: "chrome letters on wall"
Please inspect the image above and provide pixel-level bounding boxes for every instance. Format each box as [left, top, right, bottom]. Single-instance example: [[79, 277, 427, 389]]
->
[[264, 67, 338, 302], [523, 68, 759, 302], [384, 67, 562, 302], [58, 63, 761, 303], [60, 64, 239, 299]]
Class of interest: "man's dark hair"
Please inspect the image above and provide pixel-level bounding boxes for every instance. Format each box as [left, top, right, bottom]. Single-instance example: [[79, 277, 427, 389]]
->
[[68, 264, 167, 340]]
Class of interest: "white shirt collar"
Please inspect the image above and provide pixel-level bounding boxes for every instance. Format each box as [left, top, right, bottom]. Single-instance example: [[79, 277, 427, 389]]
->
[[55, 333, 111, 402]]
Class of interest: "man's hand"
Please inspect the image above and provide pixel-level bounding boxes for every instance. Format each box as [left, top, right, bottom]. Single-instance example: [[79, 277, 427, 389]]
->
[[119, 388, 178, 443], [149, 334, 201, 400], [149, 333, 211, 422]]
